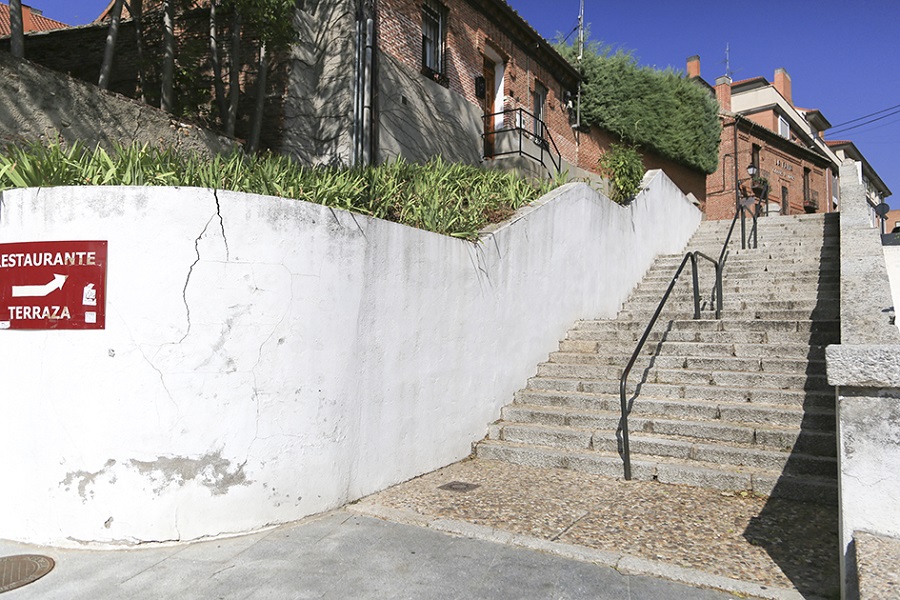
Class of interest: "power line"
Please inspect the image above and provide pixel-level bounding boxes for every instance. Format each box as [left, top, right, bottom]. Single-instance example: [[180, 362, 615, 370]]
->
[[829, 103, 900, 130], [830, 107, 900, 136]]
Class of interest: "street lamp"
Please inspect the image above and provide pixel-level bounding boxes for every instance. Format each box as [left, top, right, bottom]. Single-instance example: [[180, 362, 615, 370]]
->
[[738, 164, 762, 249]]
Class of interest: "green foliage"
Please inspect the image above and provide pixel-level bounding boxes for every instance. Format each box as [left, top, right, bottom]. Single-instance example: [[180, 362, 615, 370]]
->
[[598, 143, 644, 204], [0, 143, 556, 241], [225, 0, 297, 49], [556, 39, 721, 174]]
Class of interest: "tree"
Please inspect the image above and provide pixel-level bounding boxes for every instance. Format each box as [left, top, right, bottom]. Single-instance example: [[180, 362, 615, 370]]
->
[[99, 0, 125, 90], [132, 0, 148, 102], [161, 0, 176, 112], [9, 0, 24, 58], [556, 38, 721, 174], [214, 0, 297, 148], [208, 0, 228, 122]]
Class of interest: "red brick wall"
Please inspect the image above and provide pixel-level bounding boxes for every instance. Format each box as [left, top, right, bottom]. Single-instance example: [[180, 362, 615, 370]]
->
[[377, 0, 578, 165], [706, 117, 832, 220], [577, 125, 707, 202]]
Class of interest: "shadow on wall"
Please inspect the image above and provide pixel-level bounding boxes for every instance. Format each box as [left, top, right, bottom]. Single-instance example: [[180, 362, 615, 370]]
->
[[742, 214, 841, 599], [0, 52, 232, 155], [279, 0, 357, 165], [377, 51, 482, 166]]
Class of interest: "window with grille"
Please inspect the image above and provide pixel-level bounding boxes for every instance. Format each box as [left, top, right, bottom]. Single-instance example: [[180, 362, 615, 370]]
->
[[422, 0, 446, 78]]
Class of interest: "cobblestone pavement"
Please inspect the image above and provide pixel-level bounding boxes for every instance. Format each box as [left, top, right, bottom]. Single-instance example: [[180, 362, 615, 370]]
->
[[362, 458, 840, 600]]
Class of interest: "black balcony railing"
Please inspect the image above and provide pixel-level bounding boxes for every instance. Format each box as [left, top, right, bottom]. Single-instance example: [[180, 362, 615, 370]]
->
[[482, 108, 562, 178]]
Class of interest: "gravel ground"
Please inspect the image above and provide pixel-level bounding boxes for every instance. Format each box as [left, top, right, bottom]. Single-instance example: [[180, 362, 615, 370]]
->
[[365, 459, 840, 599]]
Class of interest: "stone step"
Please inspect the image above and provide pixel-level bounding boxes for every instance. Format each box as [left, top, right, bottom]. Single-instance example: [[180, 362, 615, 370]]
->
[[535, 363, 832, 390], [475, 440, 837, 505], [559, 338, 827, 359], [571, 318, 840, 335], [634, 278, 839, 294], [626, 280, 841, 304], [537, 355, 825, 380], [653, 251, 840, 267], [500, 404, 837, 456], [615, 307, 840, 322], [642, 265, 840, 281], [492, 422, 837, 478], [566, 328, 838, 346], [546, 352, 824, 376], [518, 385, 836, 424]]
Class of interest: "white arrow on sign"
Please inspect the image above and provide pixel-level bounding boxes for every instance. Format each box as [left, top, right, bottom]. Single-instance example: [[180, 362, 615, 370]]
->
[[12, 274, 68, 298]]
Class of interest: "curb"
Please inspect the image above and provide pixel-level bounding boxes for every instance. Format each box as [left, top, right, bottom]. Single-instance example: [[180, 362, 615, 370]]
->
[[347, 501, 807, 600]]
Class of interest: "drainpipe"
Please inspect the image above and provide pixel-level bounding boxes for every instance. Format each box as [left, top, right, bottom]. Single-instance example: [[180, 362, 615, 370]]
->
[[362, 14, 374, 166], [733, 117, 741, 214], [351, 16, 361, 166]]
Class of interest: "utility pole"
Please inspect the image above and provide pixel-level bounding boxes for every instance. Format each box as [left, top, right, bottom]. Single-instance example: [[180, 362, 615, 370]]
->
[[576, 0, 584, 128]]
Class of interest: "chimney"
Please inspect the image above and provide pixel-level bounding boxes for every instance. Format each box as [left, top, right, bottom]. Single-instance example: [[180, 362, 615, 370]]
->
[[715, 75, 732, 112], [21, 4, 34, 33], [686, 55, 700, 78], [774, 68, 792, 105]]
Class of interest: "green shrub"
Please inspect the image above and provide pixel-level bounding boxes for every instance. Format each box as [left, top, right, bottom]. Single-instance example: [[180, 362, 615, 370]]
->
[[0, 142, 557, 241], [556, 39, 721, 174], [598, 143, 644, 204]]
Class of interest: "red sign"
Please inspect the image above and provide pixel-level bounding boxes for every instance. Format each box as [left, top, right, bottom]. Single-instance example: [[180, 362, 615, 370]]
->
[[0, 241, 108, 330]]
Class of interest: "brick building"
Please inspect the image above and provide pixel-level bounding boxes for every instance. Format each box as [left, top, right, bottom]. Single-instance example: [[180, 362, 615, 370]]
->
[[3, 0, 709, 198], [0, 2, 67, 36], [689, 56, 891, 220], [690, 58, 837, 219]]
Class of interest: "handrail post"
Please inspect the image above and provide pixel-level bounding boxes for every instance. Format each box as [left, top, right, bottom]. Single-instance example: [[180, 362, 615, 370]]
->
[[740, 206, 747, 250], [619, 379, 632, 480], [690, 253, 700, 319], [716, 262, 723, 319], [753, 202, 760, 249]]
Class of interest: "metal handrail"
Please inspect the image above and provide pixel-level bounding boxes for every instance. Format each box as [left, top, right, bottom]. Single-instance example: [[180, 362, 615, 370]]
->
[[618, 250, 720, 479], [617, 203, 764, 479], [481, 108, 562, 177]]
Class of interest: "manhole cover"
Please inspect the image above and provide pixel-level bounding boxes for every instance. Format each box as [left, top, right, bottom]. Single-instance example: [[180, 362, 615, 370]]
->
[[0, 555, 55, 593], [437, 481, 480, 492]]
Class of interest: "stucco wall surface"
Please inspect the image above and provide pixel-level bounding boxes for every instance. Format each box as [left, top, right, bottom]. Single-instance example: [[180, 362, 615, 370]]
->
[[0, 174, 699, 547]]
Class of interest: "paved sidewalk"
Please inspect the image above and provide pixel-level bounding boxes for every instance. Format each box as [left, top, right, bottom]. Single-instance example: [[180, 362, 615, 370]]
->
[[0, 510, 741, 600]]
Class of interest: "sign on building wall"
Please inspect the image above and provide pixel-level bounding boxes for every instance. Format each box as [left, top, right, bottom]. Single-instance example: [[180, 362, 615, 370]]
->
[[0, 241, 108, 330]]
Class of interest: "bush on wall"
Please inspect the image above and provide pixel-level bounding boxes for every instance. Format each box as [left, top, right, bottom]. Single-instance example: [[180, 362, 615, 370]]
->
[[598, 143, 644, 204], [556, 39, 721, 174]]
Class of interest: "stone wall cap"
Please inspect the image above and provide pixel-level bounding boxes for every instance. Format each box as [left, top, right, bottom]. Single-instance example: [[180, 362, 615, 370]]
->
[[826, 344, 900, 388]]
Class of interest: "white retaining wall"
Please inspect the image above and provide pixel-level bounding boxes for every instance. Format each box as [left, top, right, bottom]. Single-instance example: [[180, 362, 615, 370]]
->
[[0, 173, 700, 546]]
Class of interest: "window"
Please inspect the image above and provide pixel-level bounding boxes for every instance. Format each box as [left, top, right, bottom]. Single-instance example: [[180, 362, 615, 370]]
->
[[421, 0, 446, 78], [751, 144, 760, 170], [778, 115, 790, 139], [532, 80, 547, 138]]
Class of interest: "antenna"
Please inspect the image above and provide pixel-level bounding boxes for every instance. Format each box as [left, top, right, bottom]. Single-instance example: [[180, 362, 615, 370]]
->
[[724, 43, 733, 79]]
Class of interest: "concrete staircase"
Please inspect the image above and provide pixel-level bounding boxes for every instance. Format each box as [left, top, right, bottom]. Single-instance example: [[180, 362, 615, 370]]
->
[[478, 212, 840, 504]]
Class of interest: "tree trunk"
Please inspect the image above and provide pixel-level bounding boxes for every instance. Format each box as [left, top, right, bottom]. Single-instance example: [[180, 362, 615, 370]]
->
[[226, 9, 242, 137], [98, 0, 125, 90], [9, 0, 24, 58], [209, 0, 228, 124], [247, 43, 267, 153], [132, 0, 147, 102], [161, 0, 176, 112]]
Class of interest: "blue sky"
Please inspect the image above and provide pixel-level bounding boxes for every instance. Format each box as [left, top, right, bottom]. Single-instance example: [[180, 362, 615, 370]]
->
[[27, 0, 900, 207]]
